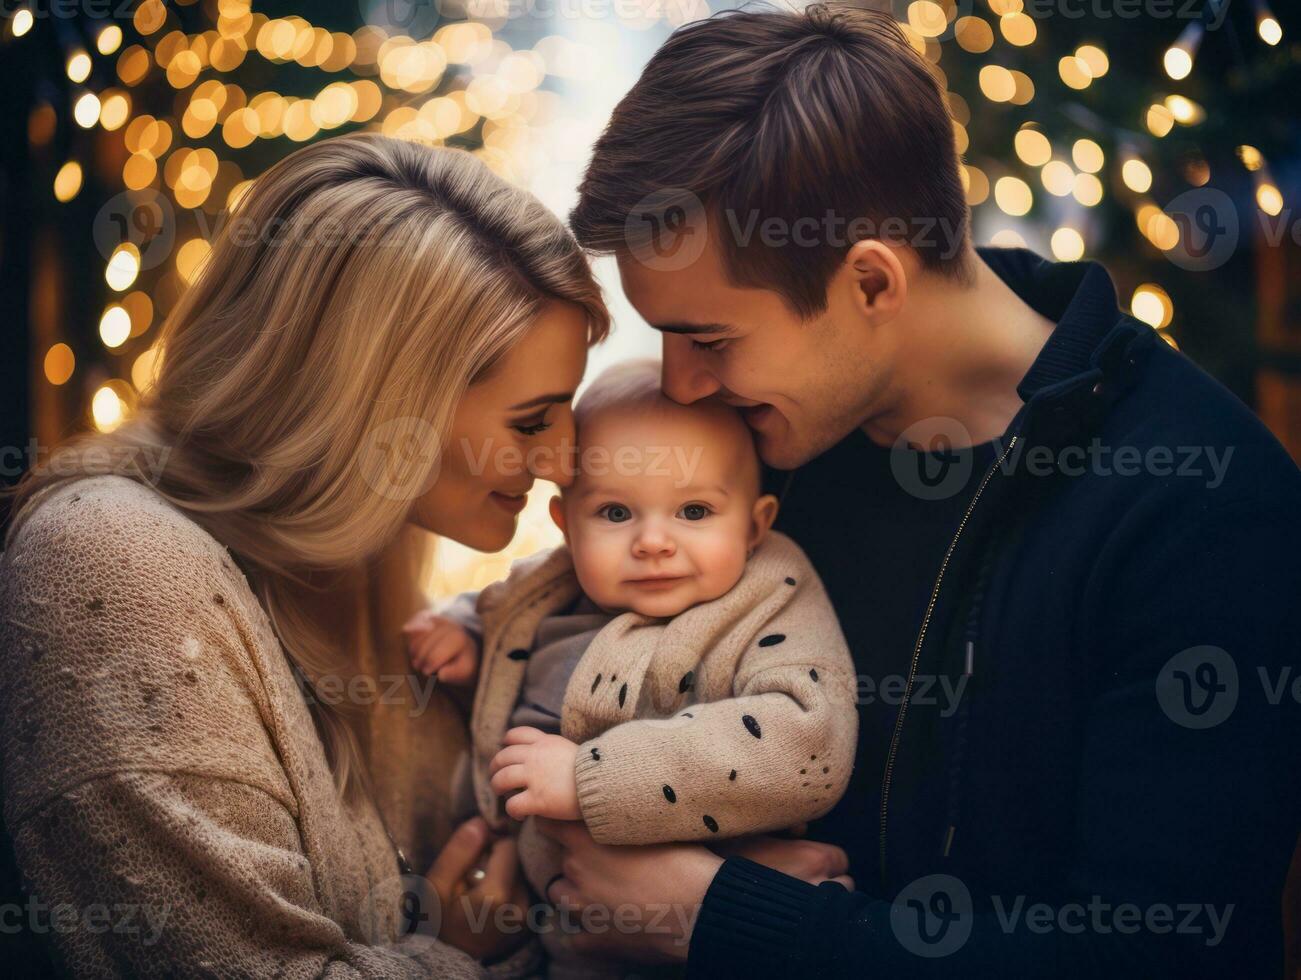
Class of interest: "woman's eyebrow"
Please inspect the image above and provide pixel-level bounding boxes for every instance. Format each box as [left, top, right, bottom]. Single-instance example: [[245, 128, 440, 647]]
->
[[508, 391, 575, 411]]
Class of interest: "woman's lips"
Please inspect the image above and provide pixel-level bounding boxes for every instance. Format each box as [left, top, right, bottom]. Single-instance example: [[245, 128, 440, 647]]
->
[[489, 491, 528, 514]]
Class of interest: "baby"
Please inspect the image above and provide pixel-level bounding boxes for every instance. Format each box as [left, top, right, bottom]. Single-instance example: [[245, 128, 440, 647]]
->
[[406, 360, 857, 975]]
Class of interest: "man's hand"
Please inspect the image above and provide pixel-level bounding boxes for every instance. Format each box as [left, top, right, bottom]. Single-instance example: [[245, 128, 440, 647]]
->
[[488, 727, 582, 821], [534, 820, 855, 964], [425, 817, 531, 963], [402, 610, 479, 686]]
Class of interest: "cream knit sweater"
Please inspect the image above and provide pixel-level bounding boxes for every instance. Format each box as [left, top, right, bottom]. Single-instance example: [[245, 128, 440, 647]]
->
[[0, 476, 502, 978], [468, 532, 859, 846]]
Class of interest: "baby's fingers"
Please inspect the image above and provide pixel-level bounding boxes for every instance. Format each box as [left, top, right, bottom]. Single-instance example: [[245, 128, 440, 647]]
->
[[502, 726, 545, 747], [490, 764, 528, 795], [503, 790, 539, 821], [489, 744, 528, 776]]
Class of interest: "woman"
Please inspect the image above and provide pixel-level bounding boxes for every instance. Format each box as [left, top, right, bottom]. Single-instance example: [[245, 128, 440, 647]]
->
[[0, 133, 606, 977]]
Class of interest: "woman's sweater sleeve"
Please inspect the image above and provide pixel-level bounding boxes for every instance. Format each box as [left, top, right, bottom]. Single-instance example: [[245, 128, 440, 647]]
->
[[0, 483, 486, 979], [572, 564, 858, 846], [6, 771, 484, 979]]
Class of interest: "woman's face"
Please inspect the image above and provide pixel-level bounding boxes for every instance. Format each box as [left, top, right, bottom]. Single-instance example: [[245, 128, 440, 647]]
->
[[410, 300, 590, 552]]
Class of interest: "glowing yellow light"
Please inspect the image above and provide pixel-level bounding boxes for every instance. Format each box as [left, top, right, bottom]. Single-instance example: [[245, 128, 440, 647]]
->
[[1131, 284, 1173, 329], [73, 92, 101, 128], [1258, 16, 1282, 46], [995, 176, 1033, 216], [92, 385, 126, 432], [105, 243, 140, 291], [53, 161, 83, 202], [962, 165, 990, 206], [99, 305, 131, 348], [987, 0, 1023, 14], [1050, 227, 1085, 261], [1256, 183, 1284, 216], [12, 9, 34, 36], [1165, 95, 1203, 125], [132, 347, 162, 393], [97, 24, 123, 55], [1146, 104, 1175, 137], [1237, 145, 1265, 172], [1058, 56, 1092, 90], [1122, 158, 1153, 193], [1000, 12, 1036, 46], [67, 51, 92, 83], [989, 228, 1027, 248], [979, 65, 1016, 103], [1164, 46, 1192, 80], [1075, 44, 1108, 77], [1009, 71, 1035, 105], [907, 1, 948, 38], [44, 343, 75, 386], [1072, 139, 1104, 173], [954, 16, 993, 53], [1041, 160, 1075, 197], [1143, 211, 1180, 251], [100, 91, 130, 130], [176, 238, 212, 284], [1014, 127, 1052, 167], [1073, 173, 1103, 207]]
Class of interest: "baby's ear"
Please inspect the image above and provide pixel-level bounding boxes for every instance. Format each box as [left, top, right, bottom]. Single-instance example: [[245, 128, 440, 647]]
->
[[747, 493, 780, 553], [549, 495, 568, 538]]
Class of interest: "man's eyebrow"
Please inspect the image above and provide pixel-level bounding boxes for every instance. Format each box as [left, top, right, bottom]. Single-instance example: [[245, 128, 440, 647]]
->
[[651, 322, 733, 335], [508, 391, 575, 411]]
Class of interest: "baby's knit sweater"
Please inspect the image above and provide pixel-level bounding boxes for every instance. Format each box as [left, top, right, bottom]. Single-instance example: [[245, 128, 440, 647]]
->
[[467, 532, 859, 845]]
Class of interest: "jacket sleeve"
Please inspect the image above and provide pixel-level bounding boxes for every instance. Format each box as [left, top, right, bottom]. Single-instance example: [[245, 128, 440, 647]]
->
[[572, 572, 858, 846], [686, 472, 1301, 977]]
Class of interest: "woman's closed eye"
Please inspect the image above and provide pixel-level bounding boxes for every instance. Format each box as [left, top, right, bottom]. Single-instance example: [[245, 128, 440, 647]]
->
[[512, 414, 552, 436]]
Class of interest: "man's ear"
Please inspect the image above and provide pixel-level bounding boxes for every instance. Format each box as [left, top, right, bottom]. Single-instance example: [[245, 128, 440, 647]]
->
[[748, 493, 780, 553], [841, 239, 908, 324], [549, 495, 568, 539]]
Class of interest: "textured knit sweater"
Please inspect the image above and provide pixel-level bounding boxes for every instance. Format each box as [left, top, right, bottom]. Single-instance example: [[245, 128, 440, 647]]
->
[[467, 532, 859, 846], [0, 475, 506, 978]]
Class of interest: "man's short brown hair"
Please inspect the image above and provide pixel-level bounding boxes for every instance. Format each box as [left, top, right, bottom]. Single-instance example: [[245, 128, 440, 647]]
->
[[570, 3, 972, 317]]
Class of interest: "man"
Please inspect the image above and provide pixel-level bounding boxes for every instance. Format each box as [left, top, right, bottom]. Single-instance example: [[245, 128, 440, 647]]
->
[[540, 5, 1301, 977]]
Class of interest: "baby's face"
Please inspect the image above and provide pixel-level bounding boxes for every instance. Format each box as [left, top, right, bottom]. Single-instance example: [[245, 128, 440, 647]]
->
[[554, 403, 777, 618]]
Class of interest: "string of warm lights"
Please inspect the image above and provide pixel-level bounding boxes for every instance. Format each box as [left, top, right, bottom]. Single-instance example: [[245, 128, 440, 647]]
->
[[2, 0, 1292, 430]]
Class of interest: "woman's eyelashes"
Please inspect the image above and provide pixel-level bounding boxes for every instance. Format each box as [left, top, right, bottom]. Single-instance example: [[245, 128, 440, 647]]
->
[[511, 414, 552, 436]]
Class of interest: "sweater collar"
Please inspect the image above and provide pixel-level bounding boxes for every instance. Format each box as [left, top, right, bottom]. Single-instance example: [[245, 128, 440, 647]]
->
[[976, 246, 1125, 401]]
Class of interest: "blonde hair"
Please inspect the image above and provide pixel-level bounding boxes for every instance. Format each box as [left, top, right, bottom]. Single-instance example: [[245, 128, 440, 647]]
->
[[8, 134, 610, 800]]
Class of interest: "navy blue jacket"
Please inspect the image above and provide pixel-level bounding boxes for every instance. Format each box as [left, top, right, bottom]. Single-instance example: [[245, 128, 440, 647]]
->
[[687, 249, 1301, 977]]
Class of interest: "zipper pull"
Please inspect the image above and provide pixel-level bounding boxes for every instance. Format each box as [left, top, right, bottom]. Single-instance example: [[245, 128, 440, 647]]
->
[[943, 825, 956, 858], [964, 639, 975, 677]]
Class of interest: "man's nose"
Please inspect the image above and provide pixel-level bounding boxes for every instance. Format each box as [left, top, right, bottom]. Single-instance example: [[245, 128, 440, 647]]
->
[[661, 335, 720, 405], [632, 522, 676, 558]]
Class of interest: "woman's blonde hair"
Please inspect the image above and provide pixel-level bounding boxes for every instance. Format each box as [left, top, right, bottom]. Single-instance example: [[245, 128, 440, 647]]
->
[[8, 133, 610, 800]]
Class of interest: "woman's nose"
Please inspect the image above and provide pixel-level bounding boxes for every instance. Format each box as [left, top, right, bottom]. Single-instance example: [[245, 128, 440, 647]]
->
[[531, 406, 577, 488]]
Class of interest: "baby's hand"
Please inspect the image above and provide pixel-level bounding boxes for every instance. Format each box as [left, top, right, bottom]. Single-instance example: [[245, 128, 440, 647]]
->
[[488, 727, 582, 821], [402, 610, 479, 686]]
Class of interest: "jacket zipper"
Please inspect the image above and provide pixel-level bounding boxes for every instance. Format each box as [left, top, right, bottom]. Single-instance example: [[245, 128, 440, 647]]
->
[[878, 435, 1019, 888]]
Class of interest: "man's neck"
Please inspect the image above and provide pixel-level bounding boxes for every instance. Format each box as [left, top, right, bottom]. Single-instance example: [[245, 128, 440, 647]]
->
[[862, 253, 1056, 448]]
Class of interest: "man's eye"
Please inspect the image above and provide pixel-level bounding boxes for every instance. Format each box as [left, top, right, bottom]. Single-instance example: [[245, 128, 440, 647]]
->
[[599, 504, 632, 523], [690, 338, 729, 352], [678, 503, 711, 521]]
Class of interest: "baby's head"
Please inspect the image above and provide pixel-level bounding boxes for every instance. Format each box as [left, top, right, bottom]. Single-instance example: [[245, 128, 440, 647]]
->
[[550, 360, 779, 618]]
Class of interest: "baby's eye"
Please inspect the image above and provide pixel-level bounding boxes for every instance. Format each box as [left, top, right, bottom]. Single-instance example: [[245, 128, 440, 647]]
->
[[599, 504, 632, 523], [677, 503, 711, 521]]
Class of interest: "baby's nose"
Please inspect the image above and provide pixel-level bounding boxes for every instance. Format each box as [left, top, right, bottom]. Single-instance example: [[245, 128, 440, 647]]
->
[[633, 527, 676, 557]]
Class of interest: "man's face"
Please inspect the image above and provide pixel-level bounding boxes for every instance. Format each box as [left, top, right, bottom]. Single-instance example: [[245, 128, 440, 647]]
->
[[616, 227, 890, 470]]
